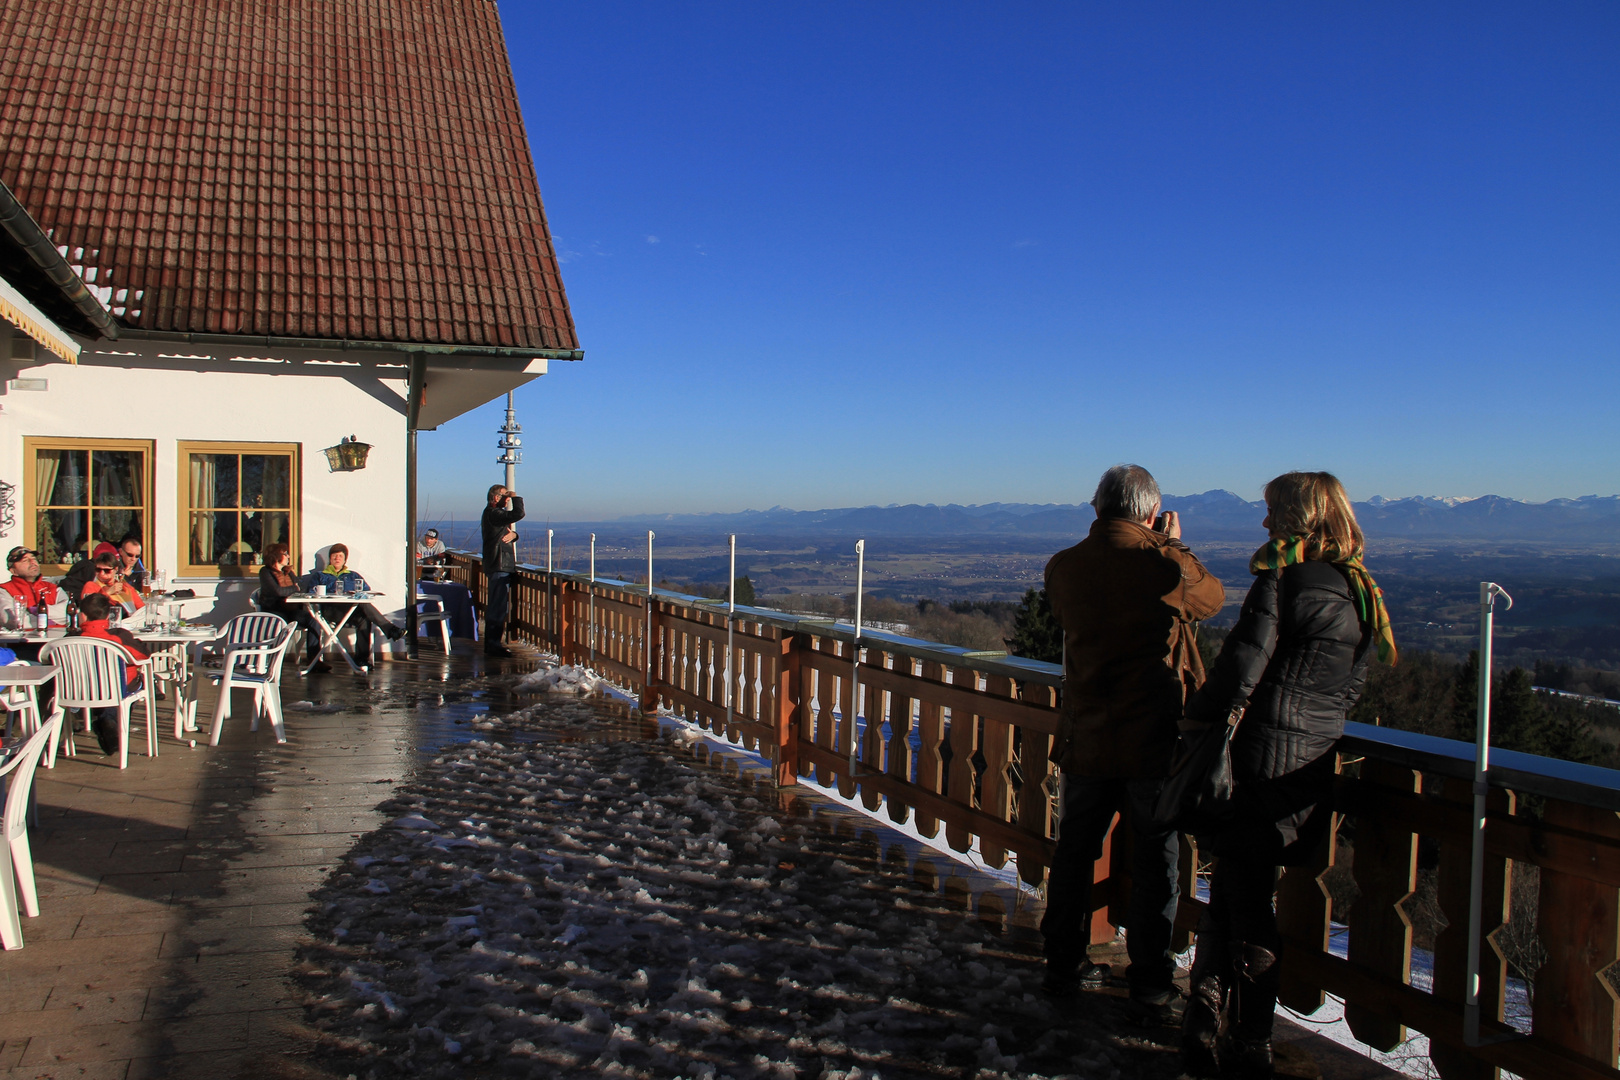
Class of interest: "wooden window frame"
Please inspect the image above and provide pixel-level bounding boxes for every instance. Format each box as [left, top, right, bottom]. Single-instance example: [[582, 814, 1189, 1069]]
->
[[176, 440, 302, 579], [23, 436, 156, 575]]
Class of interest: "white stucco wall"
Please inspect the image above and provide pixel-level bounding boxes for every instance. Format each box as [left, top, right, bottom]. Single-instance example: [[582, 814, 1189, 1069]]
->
[[0, 330, 412, 625]]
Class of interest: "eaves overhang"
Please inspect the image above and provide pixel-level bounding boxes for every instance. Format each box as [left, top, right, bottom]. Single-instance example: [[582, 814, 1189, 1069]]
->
[[0, 176, 119, 349]]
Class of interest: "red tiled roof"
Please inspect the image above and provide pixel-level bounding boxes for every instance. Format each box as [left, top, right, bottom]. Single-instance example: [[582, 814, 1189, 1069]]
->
[[0, 0, 577, 352]]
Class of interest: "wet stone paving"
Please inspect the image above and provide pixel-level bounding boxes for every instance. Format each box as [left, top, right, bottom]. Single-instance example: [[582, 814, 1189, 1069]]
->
[[0, 649, 1382, 1079]]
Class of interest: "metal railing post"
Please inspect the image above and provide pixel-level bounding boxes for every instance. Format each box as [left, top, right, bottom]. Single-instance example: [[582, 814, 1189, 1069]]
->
[[1465, 580, 1513, 1047], [725, 533, 736, 733], [848, 538, 864, 776], [546, 528, 554, 652], [588, 533, 596, 669], [641, 530, 656, 712]]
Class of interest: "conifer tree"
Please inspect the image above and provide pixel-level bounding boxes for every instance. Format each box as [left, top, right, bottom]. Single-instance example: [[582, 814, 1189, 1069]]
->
[[1005, 587, 1062, 664]]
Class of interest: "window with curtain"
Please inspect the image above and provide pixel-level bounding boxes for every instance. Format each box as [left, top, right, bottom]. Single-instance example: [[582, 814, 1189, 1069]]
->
[[24, 438, 154, 573], [178, 442, 300, 577]]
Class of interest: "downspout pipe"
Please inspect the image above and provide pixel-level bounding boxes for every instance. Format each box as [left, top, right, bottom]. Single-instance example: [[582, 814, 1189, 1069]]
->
[[404, 355, 427, 657], [0, 177, 119, 339]]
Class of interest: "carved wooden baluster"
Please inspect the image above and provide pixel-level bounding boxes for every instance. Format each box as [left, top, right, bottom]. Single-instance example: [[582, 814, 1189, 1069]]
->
[[859, 649, 887, 813], [744, 632, 761, 718], [1015, 679, 1057, 887], [811, 639, 837, 773], [698, 616, 716, 730], [739, 643, 759, 751], [977, 673, 1016, 870], [1345, 760, 1421, 1051], [944, 666, 979, 854], [1533, 798, 1620, 1069], [1430, 775, 1512, 1080], [914, 660, 946, 839], [680, 624, 698, 723], [814, 639, 843, 790], [887, 656, 917, 827], [772, 628, 802, 786], [1277, 803, 1339, 1015], [834, 638, 857, 800]]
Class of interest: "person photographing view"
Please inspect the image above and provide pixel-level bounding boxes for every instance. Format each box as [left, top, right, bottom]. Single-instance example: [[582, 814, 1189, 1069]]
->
[[480, 484, 524, 657], [1039, 464, 1225, 1021]]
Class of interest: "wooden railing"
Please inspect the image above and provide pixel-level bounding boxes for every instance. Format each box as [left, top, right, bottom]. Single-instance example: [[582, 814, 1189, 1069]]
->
[[444, 551, 1620, 1080]]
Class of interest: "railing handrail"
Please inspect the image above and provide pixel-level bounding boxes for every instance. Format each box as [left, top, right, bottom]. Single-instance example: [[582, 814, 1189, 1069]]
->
[[455, 551, 1068, 687], [450, 547, 1620, 808]]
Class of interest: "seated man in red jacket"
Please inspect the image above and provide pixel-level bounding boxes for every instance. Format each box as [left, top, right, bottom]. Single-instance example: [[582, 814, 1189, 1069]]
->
[[3, 546, 59, 618], [72, 592, 149, 755]]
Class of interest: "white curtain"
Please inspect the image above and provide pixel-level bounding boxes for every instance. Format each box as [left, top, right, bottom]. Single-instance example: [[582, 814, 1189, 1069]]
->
[[189, 455, 216, 565], [32, 451, 61, 563]]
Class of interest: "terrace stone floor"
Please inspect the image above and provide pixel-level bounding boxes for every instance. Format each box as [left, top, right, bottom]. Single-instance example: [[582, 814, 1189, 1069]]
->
[[0, 643, 1401, 1080]]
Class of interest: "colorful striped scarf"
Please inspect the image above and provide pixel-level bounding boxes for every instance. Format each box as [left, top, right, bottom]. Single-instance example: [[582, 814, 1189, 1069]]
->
[[1249, 536, 1398, 665]]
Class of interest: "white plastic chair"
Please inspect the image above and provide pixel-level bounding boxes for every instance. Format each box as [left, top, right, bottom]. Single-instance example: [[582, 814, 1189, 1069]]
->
[[207, 623, 296, 745], [0, 713, 60, 948], [416, 586, 453, 654], [40, 638, 156, 770]]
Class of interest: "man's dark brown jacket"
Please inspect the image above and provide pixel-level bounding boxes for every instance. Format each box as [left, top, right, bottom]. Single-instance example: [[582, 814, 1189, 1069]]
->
[[1045, 518, 1225, 778]]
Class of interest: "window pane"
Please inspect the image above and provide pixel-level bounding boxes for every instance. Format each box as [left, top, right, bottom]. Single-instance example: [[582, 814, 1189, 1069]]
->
[[241, 455, 291, 510], [189, 511, 239, 565], [257, 511, 290, 553], [92, 450, 143, 508], [188, 454, 239, 509], [37, 449, 88, 507], [36, 508, 87, 565], [94, 509, 141, 548]]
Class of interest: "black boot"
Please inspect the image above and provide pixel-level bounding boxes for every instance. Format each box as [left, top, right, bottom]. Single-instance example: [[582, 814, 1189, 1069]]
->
[[1179, 942, 1226, 1077], [1224, 942, 1279, 1077], [1041, 956, 1111, 998], [484, 620, 511, 657], [92, 709, 120, 756]]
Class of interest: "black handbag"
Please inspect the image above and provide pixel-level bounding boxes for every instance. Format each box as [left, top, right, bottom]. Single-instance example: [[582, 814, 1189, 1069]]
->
[[1151, 710, 1242, 835]]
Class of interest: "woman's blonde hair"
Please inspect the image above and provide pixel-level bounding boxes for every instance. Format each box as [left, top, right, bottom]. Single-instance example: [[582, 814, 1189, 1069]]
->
[[1264, 471, 1364, 560]]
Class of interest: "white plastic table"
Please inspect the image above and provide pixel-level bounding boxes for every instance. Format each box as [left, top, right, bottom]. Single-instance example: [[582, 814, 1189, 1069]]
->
[[0, 664, 57, 736], [132, 628, 217, 738], [286, 593, 386, 675]]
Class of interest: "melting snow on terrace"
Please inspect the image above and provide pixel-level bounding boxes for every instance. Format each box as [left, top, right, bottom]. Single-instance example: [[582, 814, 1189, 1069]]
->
[[295, 692, 1163, 1080]]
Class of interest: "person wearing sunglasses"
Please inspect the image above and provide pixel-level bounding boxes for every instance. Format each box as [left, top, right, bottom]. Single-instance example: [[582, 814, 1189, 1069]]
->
[[79, 551, 145, 615]]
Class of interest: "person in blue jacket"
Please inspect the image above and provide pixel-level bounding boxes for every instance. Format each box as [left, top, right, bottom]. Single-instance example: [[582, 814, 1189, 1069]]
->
[[315, 544, 404, 661]]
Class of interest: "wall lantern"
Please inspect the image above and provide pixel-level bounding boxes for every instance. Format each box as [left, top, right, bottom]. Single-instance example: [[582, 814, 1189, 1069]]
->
[[323, 435, 372, 472]]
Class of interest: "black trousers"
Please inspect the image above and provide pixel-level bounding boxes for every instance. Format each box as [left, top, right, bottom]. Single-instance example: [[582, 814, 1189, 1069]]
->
[[1040, 773, 1180, 995], [485, 571, 513, 643], [1196, 851, 1280, 961]]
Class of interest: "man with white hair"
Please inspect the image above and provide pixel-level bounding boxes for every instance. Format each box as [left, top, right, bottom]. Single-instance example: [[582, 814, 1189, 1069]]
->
[[1039, 464, 1225, 1022]]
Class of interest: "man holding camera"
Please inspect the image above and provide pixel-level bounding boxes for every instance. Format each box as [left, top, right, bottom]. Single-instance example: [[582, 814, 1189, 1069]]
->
[[480, 484, 525, 657], [1040, 464, 1225, 1021]]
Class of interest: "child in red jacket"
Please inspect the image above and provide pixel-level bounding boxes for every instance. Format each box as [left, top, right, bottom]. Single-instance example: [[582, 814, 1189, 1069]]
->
[[72, 593, 148, 754]]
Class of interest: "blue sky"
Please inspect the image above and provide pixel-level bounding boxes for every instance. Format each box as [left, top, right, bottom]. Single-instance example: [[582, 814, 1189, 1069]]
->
[[415, 2, 1619, 523]]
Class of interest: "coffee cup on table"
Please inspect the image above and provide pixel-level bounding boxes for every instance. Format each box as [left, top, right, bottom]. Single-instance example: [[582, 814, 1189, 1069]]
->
[[314, 585, 327, 597]]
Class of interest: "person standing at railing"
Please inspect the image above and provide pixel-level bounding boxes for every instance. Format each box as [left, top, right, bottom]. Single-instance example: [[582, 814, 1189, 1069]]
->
[[480, 484, 524, 658], [1040, 464, 1225, 1022], [1178, 472, 1394, 1079]]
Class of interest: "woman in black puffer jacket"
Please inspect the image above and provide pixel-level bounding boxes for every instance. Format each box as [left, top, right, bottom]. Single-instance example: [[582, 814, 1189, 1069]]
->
[[1179, 472, 1397, 1078]]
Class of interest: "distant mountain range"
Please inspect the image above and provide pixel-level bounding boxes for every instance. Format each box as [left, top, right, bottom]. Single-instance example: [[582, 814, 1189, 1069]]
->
[[596, 493, 1620, 543]]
